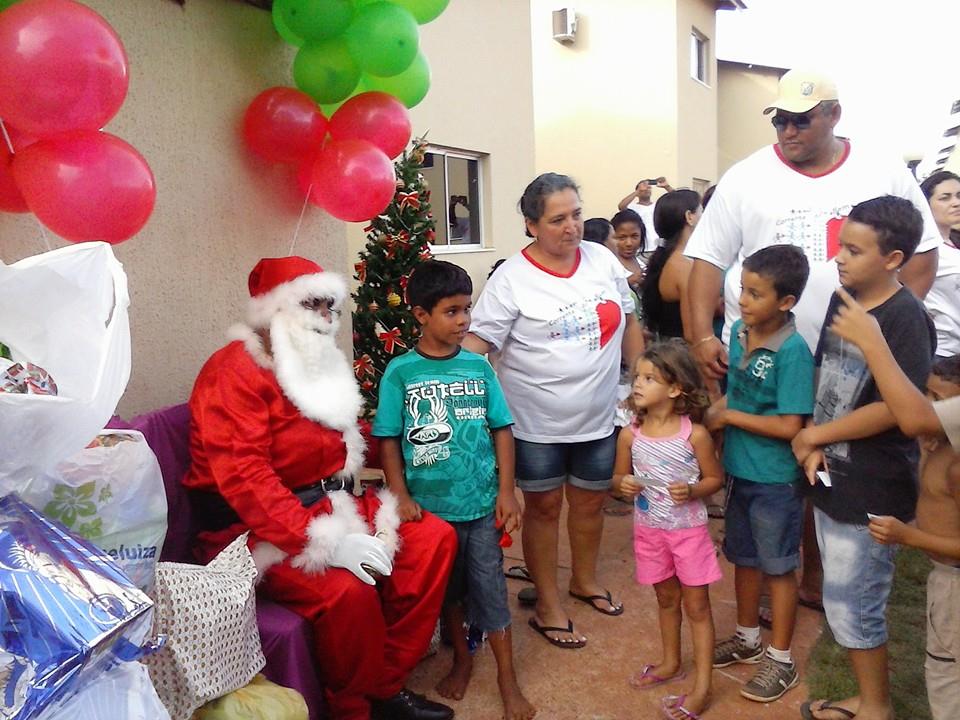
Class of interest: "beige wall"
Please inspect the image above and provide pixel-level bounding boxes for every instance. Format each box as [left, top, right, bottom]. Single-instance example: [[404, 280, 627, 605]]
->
[[530, 0, 681, 219], [675, 0, 719, 189], [346, 0, 536, 298], [1, 0, 537, 417], [0, 0, 346, 416], [717, 61, 783, 176]]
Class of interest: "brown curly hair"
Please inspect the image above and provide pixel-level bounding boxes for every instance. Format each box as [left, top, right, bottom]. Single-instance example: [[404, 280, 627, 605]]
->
[[628, 339, 710, 422]]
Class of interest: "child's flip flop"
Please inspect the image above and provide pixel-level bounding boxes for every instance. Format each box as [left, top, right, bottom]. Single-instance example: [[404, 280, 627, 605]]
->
[[661, 694, 705, 720], [628, 664, 686, 689]]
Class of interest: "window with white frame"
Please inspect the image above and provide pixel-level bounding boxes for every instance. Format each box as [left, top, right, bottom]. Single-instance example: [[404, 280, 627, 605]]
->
[[421, 147, 483, 249], [690, 29, 709, 84]]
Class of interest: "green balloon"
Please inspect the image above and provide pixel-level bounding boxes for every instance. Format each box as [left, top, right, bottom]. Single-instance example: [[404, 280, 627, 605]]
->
[[0, 0, 21, 11], [363, 51, 431, 108], [294, 39, 361, 104], [344, 3, 419, 77], [276, 0, 354, 42], [392, 0, 450, 24], [272, 1, 304, 47]]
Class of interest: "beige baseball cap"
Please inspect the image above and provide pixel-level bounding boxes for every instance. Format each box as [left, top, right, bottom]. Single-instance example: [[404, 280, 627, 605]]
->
[[763, 69, 839, 115]]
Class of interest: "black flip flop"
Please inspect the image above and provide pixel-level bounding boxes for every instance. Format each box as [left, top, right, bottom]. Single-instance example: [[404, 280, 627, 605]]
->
[[800, 700, 856, 719], [569, 589, 624, 616], [517, 586, 537, 607], [504, 564, 533, 582], [527, 617, 585, 649]]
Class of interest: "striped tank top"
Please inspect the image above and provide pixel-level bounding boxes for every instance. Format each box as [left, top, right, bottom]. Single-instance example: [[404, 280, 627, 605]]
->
[[631, 415, 707, 530]]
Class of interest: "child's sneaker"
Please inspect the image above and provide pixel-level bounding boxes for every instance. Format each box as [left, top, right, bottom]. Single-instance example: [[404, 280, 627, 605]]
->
[[712, 634, 764, 667], [739, 655, 799, 702]]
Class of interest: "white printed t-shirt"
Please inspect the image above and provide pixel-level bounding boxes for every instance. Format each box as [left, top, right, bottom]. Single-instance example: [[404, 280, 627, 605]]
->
[[924, 242, 960, 357], [684, 141, 941, 350], [470, 240, 634, 443], [626, 201, 661, 250]]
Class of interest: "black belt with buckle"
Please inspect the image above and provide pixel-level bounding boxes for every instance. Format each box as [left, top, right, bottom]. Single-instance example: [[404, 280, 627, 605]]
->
[[190, 477, 354, 533]]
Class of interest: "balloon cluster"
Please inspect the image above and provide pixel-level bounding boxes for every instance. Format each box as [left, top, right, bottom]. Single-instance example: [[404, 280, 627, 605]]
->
[[0, 0, 156, 245], [241, 0, 450, 223], [244, 87, 412, 221], [276, 0, 448, 111]]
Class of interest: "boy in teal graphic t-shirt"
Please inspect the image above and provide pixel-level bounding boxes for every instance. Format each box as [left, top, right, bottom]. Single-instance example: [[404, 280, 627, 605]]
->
[[373, 261, 534, 720]]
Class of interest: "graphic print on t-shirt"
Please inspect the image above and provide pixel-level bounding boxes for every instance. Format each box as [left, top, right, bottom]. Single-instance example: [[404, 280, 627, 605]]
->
[[404, 377, 486, 467], [813, 333, 869, 463], [548, 292, 622, 350], [775, 206, 850, 263]]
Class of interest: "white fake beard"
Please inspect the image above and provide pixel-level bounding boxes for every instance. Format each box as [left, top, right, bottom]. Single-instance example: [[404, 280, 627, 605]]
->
[[269, 307, 362, 431]]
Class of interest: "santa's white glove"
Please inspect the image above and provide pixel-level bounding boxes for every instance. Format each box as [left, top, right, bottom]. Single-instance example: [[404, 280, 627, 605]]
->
[[329, 533, 393, 585]]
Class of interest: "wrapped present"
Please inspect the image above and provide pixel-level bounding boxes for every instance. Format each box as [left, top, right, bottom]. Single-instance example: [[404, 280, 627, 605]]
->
[[0, 363, 57, 396], [0, 494, 155, 720]]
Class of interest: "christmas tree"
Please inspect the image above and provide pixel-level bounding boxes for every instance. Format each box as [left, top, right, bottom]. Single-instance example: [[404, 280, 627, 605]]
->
[[352, 137, 435, 417]]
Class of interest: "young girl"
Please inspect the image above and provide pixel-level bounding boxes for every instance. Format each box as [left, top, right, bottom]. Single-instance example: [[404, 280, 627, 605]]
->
[[613, 340, 723, 720]]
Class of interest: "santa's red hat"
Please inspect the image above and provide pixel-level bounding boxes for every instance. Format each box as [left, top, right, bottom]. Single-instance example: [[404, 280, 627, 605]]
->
[[246, 256, 348, 328]]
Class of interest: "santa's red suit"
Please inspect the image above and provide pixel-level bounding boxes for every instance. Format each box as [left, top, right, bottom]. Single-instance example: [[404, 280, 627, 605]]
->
[[184, 257, 456, 720]]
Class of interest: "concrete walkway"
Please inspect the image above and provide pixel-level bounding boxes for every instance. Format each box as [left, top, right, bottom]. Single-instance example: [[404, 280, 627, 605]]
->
[[407, 504, 823, 720]]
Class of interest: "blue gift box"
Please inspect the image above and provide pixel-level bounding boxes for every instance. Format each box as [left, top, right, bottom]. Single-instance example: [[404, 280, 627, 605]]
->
[[0, 494, 155, 719]]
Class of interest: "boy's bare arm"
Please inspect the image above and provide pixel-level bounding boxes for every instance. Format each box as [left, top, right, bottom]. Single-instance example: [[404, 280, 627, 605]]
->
[[380, 437, 422, 522], [717, 409, 805, 441], [492, 426, 521, 534], [829, 287, 941, 437], [797, 401, 897, 449], [869, 460, 960, 561]]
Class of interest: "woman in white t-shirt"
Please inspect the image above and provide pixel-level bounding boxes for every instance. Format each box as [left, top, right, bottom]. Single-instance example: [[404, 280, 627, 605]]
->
[[464, 173, 644, 648], [920, 171, 960, 357]]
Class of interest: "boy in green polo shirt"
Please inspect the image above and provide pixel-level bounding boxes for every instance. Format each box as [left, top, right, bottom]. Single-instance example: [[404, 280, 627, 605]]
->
[[704, 244, 814, 703], [373, 260, 535, 720]]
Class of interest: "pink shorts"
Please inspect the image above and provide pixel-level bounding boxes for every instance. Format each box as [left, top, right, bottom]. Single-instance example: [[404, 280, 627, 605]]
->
[[634, 523, 723, 587]]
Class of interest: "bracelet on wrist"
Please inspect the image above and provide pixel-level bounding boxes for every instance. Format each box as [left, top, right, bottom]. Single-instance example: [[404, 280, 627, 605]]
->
[[691, 335, 716, 349]]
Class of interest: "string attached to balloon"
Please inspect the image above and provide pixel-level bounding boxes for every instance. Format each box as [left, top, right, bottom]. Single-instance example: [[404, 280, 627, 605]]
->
[[288, 183, 313, 257]]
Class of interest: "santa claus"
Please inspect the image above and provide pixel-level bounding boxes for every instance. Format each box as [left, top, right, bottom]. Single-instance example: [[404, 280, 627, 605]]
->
[[184, 256, 456, 720]]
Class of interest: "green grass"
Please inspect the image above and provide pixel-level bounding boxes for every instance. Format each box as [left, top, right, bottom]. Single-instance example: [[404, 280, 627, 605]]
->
[[806, 547, 932, 719]]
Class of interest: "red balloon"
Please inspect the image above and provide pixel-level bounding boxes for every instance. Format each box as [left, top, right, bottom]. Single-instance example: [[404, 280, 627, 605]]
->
[[0, 152, 27, 213], [243, 87, 329, 164], [0, 121, 35, 212], [308, 139, 396, 222], [0, 0, 129, 136], [12, 130, 156, 244], [328, 92, 411, 159]]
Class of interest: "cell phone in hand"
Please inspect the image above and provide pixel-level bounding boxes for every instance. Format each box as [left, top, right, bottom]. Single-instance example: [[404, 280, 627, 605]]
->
[[816, 470, 832, 487], [866, 512, 881, 521], [645, 178, 660, 185]]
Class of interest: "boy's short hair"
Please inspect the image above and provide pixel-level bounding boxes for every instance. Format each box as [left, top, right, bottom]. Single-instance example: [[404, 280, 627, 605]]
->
[[742, 244, 810, 300], [932, 354, 960, 386], [407, 260, 473, 313], [847, 195, 923, 265]]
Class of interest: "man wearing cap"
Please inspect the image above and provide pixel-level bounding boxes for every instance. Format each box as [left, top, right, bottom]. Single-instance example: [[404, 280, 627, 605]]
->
[[685, 68, 939, 361], [682, 69, 941, 711], [184, 256, 457, 720]]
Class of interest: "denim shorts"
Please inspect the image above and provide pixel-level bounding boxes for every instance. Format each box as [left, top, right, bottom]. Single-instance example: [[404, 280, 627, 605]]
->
[[445, 512, 511, 633], [815, 507, 897, 649], [514, 431, 617, 492], [723, 475, 803, 576]]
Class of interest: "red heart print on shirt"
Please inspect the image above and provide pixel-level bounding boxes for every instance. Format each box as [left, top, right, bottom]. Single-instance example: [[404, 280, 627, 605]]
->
[[596, 300, 621, 348], [826, 216, 845, 260]]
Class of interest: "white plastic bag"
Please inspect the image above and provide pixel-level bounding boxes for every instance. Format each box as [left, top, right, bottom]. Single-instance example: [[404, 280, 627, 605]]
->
[[40, 661, 171, 720], [16, 430, 168, 593], [0, 242, 131, 481]]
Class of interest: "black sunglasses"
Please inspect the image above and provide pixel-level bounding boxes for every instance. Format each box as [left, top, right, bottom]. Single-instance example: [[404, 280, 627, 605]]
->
[[771, 110, 816, 131]]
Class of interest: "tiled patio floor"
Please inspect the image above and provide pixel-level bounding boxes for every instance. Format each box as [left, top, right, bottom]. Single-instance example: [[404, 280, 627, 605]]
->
[[407, 504, 823, 720]]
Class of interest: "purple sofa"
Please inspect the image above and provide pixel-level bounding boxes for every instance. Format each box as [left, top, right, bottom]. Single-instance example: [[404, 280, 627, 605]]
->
[[126, 404, 324, 720]]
